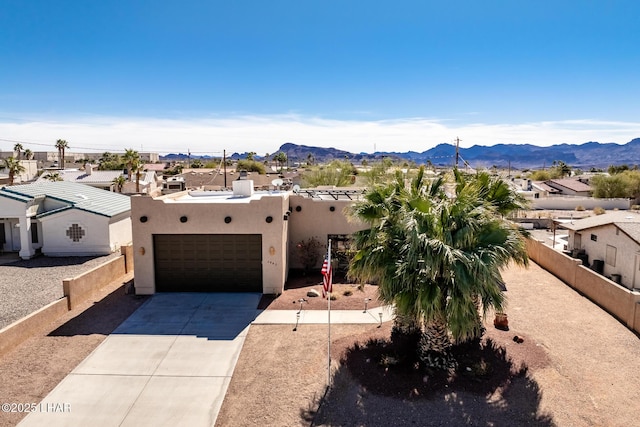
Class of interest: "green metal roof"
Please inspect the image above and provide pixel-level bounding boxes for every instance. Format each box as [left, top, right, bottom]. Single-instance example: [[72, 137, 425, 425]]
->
[[0, 181, 131, 217]]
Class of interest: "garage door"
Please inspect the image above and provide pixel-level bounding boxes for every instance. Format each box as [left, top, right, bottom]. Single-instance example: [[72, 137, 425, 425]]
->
[[153, 234, 263, 292]]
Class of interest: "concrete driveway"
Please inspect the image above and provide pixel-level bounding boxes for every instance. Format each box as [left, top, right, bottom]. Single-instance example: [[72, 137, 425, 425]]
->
[[19, 293, 262, 427]]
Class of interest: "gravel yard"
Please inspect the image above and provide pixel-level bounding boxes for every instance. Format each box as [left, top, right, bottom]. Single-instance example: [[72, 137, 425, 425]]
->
[[0, 252, 120, 329]]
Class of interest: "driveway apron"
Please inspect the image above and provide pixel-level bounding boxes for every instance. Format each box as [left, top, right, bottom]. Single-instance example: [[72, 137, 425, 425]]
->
[[19, 293, 262, 427]]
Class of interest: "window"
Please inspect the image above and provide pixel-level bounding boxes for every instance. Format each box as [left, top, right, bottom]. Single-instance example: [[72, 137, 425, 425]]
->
[[606, 245, 617, 267], [66, 224, 86, 242], [0, 223, 5, 244], [590, 234, 598, 242]]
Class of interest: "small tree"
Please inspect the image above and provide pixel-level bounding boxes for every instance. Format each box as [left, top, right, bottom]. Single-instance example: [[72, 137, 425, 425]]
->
[[295, 237, 323, 274]]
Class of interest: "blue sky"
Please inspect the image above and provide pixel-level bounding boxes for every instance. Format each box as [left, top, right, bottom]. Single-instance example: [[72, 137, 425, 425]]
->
[[1, 1, 639, 156]]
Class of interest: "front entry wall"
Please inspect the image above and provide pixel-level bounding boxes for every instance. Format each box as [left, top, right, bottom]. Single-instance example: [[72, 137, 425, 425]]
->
[[154, 234, 262, 292]]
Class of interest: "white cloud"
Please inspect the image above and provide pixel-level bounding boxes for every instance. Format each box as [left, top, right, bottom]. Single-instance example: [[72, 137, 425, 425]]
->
[[1, 114, 639, 155]]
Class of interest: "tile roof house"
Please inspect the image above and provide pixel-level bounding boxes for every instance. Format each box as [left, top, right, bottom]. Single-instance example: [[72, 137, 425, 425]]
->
[[0, 181, 132, 259], [560, 211, 640, 289]]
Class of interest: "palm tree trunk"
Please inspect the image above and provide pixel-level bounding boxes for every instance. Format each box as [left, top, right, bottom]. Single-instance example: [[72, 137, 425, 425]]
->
[[418, 318, 455, 371]]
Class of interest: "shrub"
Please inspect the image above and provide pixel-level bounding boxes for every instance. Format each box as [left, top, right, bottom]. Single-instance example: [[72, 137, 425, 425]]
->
[[593, 207, 606, 215], [575, 205, 585, 211], [343, 290, 353, 296], [295, 237, 323, 273]]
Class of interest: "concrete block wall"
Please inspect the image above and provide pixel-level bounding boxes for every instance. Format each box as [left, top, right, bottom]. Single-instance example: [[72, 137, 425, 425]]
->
[[527, 238, 640, 334]]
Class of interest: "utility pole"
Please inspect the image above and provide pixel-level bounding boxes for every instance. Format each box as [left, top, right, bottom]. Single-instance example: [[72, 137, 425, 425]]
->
[[454, 137, 462, 168], [223, 149, 227, 189]]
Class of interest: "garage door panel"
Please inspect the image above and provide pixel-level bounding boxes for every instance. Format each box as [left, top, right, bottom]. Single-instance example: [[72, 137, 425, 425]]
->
[[154, 234, 262, 292]]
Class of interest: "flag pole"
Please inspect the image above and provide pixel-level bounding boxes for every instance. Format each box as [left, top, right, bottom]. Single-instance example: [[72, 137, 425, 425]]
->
[[327, 239, 332, 387]]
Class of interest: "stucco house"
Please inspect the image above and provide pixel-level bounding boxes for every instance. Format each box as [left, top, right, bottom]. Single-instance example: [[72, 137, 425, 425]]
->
[[561, 211, 640, 289], [38, 164, 159, 194], [0, 181, 132, 259], [544, 179, 592, 196], [131, 178, 365, 295]]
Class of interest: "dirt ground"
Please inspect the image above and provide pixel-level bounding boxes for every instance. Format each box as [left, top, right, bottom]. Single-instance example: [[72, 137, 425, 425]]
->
[[2, 263, 640, 427], [218, 262, 640, 427]]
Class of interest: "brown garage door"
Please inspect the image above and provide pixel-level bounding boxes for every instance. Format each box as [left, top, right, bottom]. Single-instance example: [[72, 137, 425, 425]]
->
[[153, 234, 263, 292]]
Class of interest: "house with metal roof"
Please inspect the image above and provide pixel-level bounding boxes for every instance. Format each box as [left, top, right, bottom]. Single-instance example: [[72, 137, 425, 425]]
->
[[0, 181, 131, 259], [560, 211, 640, 289]]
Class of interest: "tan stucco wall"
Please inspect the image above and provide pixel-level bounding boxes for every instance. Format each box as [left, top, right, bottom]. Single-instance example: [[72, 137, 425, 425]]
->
[[527, 238, 640, 334], [287, 195, 366, 269], [63, 255, 127, 309], [0, 299, 68, 358], [131, 192, 289, 295], [527, 237, 580, 286]]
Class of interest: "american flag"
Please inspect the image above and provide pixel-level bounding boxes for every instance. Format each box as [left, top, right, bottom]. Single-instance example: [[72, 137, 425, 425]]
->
[[321, 255, 332, 298]]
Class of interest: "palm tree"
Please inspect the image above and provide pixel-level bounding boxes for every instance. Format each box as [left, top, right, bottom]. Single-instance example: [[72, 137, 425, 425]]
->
[[348, 167, 528, 370], [13, 143, 23, 159], [122, 148, 140, 182], [45, 172, 63, 182], [273, 152, 287, 172], [134, 163, 143, 193], [112, 175, 126, 193], [24, 149, 34, 160], [55, 139, 69, 169], [2, 157, 26, 185]]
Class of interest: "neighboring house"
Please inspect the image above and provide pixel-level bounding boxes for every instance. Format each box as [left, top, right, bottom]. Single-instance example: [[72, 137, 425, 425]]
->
[[143, 163, 169, 173], [0, 181, 132, 259], [544, 179, 592, 196], [531, 181, 561, 197], [38, 164, 159, 194], [121, 170, 160, 195], [0, 159, 38, 184], [131, 178, 365, 295], [561, 211, 640, 289], [39, 164, 123, 191], [177, 169, 302, 190]]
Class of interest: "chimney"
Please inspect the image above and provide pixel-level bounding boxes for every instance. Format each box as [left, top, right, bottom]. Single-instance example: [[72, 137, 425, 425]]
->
[[85, 163, 92, 175]]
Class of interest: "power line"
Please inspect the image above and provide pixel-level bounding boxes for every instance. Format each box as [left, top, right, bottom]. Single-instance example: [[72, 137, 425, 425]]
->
[[0, 137, 224, 155]]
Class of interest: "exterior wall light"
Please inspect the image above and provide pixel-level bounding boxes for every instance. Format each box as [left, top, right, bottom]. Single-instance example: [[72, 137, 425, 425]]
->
[[295, 206, 302, 212], [140, 216, 148, 223], [283, 214, 289, 221], [139, 247, 146, 255], [180, 216, 188, 223], [329, 206, 336, 212], [224, 216, 232, 223], [266, 216, 273, 223]]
